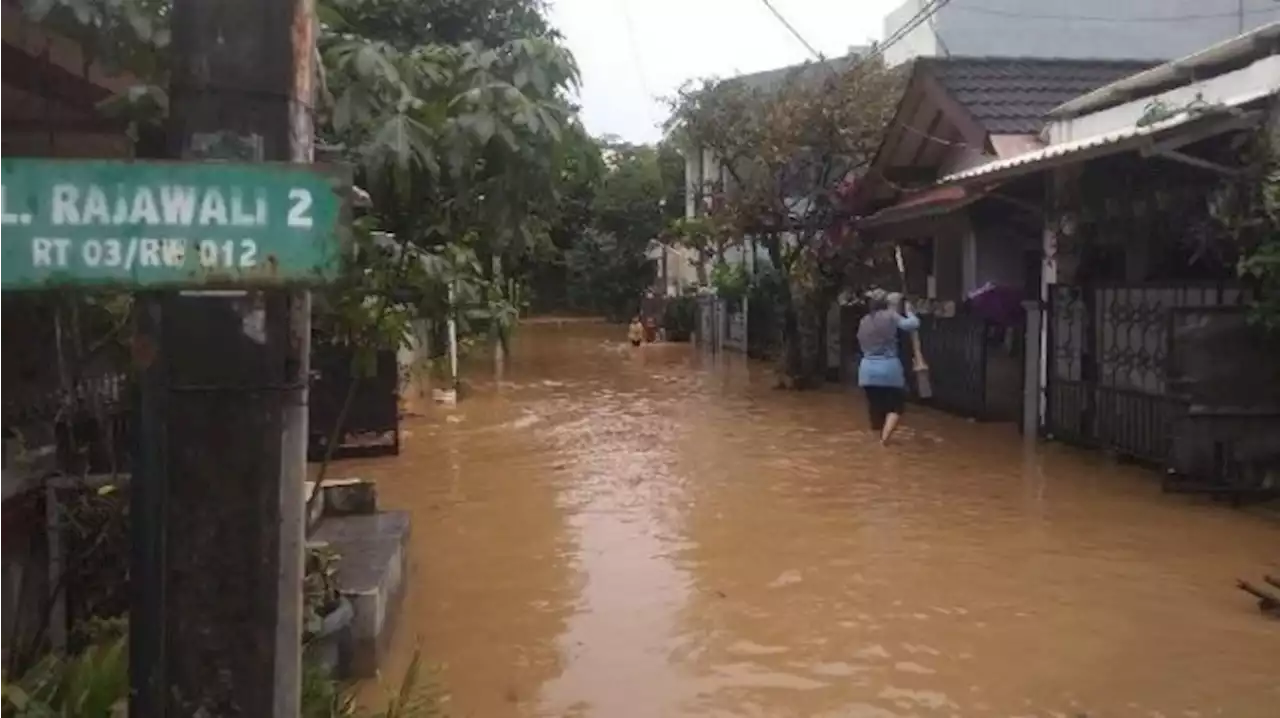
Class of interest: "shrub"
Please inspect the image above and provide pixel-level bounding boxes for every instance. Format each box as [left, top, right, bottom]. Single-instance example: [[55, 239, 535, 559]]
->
[[663, 296, 697, 341]]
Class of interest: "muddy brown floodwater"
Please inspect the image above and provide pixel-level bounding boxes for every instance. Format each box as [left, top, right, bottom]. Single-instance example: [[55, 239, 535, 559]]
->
[[349, 319, 1279, 718]]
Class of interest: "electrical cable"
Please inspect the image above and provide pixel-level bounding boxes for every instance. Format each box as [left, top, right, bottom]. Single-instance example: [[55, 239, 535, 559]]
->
[[617, 0, 661, 129], [859, 0, 952, 67], [749, 0, 951, 79], [618, 0, 653, 99], [897, 122, 969, 148], [757, 0, 825, 61]]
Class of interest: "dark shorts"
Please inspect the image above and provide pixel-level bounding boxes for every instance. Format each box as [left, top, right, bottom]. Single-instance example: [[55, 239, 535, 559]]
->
[[863, 386, 905, 431], [630, 339, 642, 347]]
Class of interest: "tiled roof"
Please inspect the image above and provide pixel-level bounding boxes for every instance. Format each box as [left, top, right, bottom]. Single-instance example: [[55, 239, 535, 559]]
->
[[941, 83, 1278, 185], [924, 57, 1156, 134]]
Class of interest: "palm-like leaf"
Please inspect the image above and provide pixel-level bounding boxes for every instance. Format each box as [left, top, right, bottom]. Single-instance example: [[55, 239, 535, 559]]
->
[[364, 113, 439, 174]]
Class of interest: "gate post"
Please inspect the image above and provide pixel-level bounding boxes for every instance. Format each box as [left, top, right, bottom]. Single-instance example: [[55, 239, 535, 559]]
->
[[716, 299, 727, 354], [1022, 299, 1043, 439]]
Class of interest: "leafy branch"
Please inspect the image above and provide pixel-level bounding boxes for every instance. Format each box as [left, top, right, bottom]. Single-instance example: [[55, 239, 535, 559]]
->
[[665, 58, 904, 386]]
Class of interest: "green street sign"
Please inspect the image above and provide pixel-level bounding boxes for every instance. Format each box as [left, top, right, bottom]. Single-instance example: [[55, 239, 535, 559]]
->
[[1, 158, 348, 291]]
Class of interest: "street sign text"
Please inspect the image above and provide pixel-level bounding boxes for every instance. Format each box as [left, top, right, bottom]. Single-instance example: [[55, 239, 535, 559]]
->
[[1, 158, 346, 290]]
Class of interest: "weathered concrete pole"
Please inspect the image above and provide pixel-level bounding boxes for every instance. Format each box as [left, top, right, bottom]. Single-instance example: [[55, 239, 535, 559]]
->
[[128, 0, 313, 715]]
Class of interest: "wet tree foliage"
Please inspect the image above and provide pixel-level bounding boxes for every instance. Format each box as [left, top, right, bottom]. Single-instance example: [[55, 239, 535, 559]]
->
[[666, 59, 905, 387]]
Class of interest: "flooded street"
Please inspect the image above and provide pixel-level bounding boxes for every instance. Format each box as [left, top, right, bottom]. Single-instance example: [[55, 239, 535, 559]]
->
[[352, 320, 1279, 717]]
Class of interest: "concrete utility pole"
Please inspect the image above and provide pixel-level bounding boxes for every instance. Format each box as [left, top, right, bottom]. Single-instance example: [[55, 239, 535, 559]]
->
[[129, 0, 313, 715]]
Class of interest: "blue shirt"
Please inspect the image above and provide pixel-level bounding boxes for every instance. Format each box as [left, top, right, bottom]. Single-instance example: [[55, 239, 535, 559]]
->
[[857, 311, 920, 388]]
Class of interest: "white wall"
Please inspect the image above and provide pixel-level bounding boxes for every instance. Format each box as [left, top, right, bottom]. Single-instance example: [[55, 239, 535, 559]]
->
[[1047, 55, 1280, 143], [882, 0, 941, 66], [883, 0, 1280, 66], [684, 151, 699, 219]]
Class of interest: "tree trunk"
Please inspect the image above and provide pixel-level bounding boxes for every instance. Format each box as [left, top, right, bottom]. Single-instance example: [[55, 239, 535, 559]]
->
[[774, 278, 834, 390], [776, 299, 801, 389]]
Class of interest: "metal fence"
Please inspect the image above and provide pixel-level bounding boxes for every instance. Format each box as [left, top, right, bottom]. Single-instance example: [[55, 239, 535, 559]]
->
[[696, 296, 716, 349], [3, 373, 133, 475], [308, 344, 400, 460], [1044, 282, 1249, 465], [902, 314, 993, 419], [725, 300, 747, 352], [695, 297, 748, 353]]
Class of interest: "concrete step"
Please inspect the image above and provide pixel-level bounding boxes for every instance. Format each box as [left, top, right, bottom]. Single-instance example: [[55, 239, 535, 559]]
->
[[311, 510, 411, 678], [305, 477, 378, 526]]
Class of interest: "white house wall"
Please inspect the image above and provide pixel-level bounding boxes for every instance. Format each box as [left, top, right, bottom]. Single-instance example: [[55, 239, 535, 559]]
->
[[882, 0, 1279, 67], [882, 0, 941, 66], [684, 151, 698, 218], [1048, 55, 1280, 144]]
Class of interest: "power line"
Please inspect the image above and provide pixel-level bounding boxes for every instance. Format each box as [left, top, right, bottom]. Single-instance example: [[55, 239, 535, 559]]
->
[[751, 0, 951, 76], [617, 0, 651, 95], [757, 0, 825, 61], [875, 0, 941, 55], [897, 122, 969, 148], [860, 0, 952, 66], [617, 0, 660, 128], [950, 1, 1276, 23]]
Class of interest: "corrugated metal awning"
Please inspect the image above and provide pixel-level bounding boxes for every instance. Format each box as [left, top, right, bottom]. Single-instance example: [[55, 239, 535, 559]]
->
[[940, 87, 1275, 186]]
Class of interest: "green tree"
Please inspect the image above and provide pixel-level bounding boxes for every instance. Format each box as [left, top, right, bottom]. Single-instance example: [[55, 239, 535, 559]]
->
[[594, 142, 667, 247], [25, 0, 580, 345], [315, 0, 580, 370], [323, 0, 555, 50], [564, 228, 649, 320], [662, 214, 732, 286], [527, 134, 689, 317], [22, 0, 583, 476], [529, 123, 605, 311], [1212, 125, 1280, 331], [667, 59, 904, 387], [577, 140, 683, 316]]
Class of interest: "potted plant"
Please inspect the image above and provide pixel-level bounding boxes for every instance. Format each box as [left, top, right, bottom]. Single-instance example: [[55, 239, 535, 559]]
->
[[303, 544, 353, 676]]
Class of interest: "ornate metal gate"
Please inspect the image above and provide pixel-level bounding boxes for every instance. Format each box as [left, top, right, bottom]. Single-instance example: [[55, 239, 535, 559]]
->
[[1044, 282, 1248, 464]]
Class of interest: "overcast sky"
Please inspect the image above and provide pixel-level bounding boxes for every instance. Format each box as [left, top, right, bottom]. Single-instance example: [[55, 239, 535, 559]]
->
[[548, 0, 902, 144]]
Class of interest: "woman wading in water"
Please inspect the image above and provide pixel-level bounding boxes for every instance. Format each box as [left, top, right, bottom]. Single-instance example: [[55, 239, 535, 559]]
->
[[857, 290, 920, 445]]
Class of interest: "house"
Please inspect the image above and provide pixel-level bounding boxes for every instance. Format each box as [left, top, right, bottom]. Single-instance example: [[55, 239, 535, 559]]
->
[[882, 0, 1280, 67], [854, 55, 1152, 419], [671, 50, 870, 299], [936, 23, 1280, 490]]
